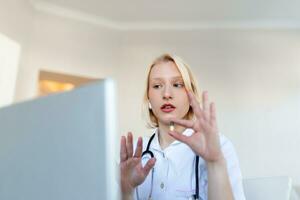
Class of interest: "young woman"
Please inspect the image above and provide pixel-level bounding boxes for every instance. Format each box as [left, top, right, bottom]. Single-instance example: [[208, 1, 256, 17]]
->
[[120, 54, 246, 200]]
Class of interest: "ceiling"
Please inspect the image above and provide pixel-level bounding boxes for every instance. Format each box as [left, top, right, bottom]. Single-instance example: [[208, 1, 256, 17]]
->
[[29, 0, 300, 30]]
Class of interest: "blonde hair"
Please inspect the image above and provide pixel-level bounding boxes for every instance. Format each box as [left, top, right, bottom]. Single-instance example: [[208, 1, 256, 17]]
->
[[142, 54, 201, 128]]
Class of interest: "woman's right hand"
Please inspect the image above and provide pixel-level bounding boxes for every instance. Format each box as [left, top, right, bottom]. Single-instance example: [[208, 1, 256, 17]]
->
[[120, 132, 156, 197]]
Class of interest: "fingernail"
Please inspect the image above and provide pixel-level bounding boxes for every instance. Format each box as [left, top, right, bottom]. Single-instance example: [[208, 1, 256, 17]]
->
[[151, 158, 156, 164]]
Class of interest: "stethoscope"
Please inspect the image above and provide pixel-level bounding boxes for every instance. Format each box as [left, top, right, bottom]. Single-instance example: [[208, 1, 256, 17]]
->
[[136, 132, 200, 200]]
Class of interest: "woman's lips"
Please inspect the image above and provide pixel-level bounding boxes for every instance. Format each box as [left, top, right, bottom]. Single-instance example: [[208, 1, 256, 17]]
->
[[160, 103, 176, 113]]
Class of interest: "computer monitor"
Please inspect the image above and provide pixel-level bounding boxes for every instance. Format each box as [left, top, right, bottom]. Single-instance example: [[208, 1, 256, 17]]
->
[[0, 79, 118, 200]]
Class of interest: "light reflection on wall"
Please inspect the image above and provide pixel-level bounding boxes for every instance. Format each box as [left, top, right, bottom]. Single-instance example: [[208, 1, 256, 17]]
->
[[38, 70, 100, 96], [39, 80, 75, 96]]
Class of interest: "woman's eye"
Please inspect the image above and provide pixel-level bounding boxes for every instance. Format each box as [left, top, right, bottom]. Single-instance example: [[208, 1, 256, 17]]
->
[[153, 84, 162, 89], [174, 83, 184, 88]]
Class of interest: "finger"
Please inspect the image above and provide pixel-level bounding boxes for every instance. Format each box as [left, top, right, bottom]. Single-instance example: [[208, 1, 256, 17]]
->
[[126, 132, 133, 157], [202, 91, 210, 120], [142, 158, 156, 176], [120, 136, 128, 162], [187, 90, 203, 119], [134, 137, 143, 158], [199, 117, 210, 131], [210, 102, 217, 126], [168, 130, 190, 144], [171, 118, 194, 129]]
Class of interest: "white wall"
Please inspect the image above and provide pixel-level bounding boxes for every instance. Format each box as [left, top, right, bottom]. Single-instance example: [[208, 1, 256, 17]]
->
[[0, 34, 21, 107], [0, 0, 34, 107], [14, 11, 120, 101], [0, 0, 34, 44]]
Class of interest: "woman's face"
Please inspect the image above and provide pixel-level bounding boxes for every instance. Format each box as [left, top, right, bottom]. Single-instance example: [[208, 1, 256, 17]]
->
[[148, 61, 190, 126]]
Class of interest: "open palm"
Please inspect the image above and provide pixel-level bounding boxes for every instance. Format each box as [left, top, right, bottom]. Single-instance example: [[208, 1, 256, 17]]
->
[[120, 132, 156, 194]]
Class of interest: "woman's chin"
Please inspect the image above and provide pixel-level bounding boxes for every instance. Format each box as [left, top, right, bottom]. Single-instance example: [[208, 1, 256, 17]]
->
[[159, 115, 177, 125], [157, 111, 187, 125]]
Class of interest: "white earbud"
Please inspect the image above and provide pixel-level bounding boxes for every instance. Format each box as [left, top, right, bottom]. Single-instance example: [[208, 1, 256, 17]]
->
[[148, 102, 152, 109]]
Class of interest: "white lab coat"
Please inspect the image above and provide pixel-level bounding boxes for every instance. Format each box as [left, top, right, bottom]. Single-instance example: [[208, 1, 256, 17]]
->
[[134, 128, 246, 200]]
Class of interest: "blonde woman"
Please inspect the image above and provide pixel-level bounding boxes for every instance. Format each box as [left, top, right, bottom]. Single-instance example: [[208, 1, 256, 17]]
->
[[120, 54, 245, 200]]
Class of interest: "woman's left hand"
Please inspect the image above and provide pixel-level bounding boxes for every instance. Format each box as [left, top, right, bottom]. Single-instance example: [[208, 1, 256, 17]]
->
[[169, 91, 223, 163]]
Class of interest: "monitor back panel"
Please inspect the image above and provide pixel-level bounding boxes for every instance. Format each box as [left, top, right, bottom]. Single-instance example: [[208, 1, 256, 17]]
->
[[0, 80, 117, 200]]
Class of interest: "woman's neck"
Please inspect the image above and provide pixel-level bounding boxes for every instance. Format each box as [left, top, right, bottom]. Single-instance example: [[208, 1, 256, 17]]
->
[[157, 122, 186, 150]]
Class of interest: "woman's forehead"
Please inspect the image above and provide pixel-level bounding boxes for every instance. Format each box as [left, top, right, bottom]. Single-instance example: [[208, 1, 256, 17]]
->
[[149, 61, 182, 79]]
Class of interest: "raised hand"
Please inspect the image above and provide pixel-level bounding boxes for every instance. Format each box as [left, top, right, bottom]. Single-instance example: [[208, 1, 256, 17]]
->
[[120, 132, 156, 196], [168, 91, 223, 162]]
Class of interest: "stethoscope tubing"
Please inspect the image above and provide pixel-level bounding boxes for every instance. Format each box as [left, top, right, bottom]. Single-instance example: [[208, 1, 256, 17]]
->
[[137, 132, 200, 200]]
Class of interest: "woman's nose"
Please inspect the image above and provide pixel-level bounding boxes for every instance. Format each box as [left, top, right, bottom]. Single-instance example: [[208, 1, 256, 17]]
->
[[163, 85, 173, 100]]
